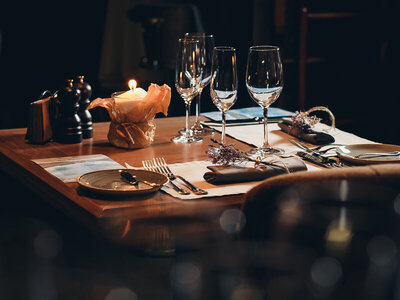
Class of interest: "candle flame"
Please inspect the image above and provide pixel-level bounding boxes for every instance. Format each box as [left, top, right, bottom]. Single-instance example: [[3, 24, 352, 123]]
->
[[128, 79, 137, 92]]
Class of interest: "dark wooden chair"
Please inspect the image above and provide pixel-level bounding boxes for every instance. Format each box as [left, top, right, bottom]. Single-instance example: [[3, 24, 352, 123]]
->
[[253, 1, 387, 118], [238, 163, 400, 298], [293, 2, 390, 141], [298, 7, 370, 110]]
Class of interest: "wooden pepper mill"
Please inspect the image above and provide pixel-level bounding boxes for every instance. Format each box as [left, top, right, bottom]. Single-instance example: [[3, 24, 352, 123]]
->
[[54, 79, 82, 144], [75, 75, 93, 139]]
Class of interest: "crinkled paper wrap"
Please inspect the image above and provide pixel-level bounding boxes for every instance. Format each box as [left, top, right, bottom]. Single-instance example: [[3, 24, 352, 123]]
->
[[88, 83, 171, 149], [108, 121, 156, 149]]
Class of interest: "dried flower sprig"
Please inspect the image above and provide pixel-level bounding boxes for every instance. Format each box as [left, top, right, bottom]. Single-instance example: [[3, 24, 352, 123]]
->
[[291, 111, 321, 133], [291, 106, 335, 133], [207, 138, 245, 166], [206, 139, 292, 172]]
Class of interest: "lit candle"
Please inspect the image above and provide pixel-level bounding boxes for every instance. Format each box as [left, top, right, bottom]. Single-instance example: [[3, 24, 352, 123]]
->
[[114, 79, 147, 102], [113, 79, 148, 115]]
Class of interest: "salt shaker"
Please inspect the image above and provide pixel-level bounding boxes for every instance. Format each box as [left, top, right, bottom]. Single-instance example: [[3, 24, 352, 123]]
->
[[54, 79, 82, 143], [75, 75, 93, 138]]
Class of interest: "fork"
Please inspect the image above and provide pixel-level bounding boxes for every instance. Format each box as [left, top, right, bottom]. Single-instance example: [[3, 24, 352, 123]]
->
[[289, 139, 340, 156], [311, 144, 344, 152], [142, 160, 190, 195], [310, 146, 340, 155], [153, 158, 208, 195], [289, 139, 343, 168]]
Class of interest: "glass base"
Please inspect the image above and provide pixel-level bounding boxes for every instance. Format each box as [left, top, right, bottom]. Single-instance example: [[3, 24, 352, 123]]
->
[[178, 126, 215, 136], [171, 134, 203, 143], [246, 146, 284, 157]]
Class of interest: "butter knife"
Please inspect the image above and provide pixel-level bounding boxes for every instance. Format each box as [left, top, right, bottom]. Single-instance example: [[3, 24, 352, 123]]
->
[[297, 151, 331, 168], [290, 139, 342, 167]]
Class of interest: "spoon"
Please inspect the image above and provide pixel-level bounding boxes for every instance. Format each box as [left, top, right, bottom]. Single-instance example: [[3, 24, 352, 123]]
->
[[119, 170, 161, 187], [354, 151, 400, 159]]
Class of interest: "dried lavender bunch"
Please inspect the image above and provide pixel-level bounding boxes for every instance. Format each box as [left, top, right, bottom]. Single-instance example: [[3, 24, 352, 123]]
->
[[291, 111, 321, 133], [207, 138, 245, 166]]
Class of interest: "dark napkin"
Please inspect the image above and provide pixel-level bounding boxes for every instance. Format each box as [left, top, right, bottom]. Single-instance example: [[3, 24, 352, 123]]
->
[[203, 156, 307, 184], [278, 117, 335, 145]]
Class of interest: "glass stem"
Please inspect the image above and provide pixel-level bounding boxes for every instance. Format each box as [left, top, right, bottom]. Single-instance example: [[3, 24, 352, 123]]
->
[[185, 102, 191, 138], [263, 106, 270, 149], [221, 110, 226, 144], [194, 90, 202, 130]]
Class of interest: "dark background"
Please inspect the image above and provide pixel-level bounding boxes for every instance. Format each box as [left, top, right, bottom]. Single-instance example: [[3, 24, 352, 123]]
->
[[0, 0, 399, 144], [1, 2, 400, 298]]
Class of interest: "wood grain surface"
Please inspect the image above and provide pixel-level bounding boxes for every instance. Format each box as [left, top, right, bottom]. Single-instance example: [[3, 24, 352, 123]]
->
[[0, 117, 249, 223]]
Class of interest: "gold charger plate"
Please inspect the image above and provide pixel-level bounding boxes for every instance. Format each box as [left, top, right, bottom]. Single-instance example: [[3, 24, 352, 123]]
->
[[336, 144, 400, 165], [77, 169, 168, 195]]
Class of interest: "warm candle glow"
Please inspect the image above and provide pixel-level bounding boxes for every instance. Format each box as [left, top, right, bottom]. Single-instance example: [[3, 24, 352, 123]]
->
[[128, 79, 137, 92]]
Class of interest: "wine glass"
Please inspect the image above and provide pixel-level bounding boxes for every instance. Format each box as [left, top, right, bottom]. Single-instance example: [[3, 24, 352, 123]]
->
[[246, 45, 284, 156], [185, 33, 215, 136], [210, 47, 238, 144], [172, 38, 203, 143]]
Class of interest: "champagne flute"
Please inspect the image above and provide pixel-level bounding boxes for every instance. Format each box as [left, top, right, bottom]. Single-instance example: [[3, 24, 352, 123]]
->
[[172, 38, 203, 143], [185, 33, 215, 136], [246, 45, 284, 156], [210, 47, 238, 144]]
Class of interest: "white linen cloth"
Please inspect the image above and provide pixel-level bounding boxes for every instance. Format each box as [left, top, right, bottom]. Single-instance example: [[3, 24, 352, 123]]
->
[[221, 122, 375, 151], [157, 160, 260, 200], [128, 123, 376, 200], [209, 122, 376, 175], [126, 160, 260, 200]]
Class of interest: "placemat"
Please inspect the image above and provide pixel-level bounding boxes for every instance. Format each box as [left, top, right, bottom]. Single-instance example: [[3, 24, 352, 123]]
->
[[126, 161, 274, 200], [212, 122, 375, 149]]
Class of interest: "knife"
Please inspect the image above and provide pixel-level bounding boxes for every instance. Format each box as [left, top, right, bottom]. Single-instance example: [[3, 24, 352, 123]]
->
[[289, 139, 343, 167], [297, 151, 332, 168]]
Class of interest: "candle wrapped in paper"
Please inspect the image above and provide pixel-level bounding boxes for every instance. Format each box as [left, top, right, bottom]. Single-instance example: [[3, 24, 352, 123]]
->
[[88, 83, 171, 149]]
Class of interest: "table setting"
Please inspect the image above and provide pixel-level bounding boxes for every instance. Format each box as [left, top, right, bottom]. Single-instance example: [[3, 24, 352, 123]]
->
[[4, 31, 399, 218]]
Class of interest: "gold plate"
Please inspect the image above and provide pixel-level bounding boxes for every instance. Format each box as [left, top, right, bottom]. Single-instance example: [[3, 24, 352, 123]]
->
[[77, 169, 168, 195], [336, 144, 400, 165]]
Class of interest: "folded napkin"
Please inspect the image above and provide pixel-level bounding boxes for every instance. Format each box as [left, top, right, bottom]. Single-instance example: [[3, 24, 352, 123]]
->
[[203, 156, 307, 184], [278, 117, 335, 145]]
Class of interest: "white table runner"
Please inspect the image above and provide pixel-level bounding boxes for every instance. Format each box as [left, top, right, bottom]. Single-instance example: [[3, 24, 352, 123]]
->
[[221, 122, 375, 150], [128, 123, 376, 200], [157, 160, 259, 200]]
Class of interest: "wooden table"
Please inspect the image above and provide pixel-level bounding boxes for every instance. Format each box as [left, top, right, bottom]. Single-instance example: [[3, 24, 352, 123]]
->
[[3, 117, 400, 299], [0, 117, 250, 249]]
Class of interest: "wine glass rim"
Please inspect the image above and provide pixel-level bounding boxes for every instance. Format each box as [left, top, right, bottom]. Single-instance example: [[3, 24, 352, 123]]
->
[[214, 46, 236, 51], [184, 32, 214, 38], [249, 45, 280, 51]]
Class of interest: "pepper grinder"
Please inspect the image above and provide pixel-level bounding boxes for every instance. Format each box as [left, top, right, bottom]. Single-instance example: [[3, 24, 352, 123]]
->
[[75, 75, 93, 138], [55, 79, 82, 143]]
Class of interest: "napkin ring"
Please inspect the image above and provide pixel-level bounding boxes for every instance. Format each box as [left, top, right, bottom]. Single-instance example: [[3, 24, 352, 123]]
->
[[253, 155, 291, 173]]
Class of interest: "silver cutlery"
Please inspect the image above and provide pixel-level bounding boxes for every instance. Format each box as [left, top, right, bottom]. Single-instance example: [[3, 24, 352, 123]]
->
[[297, 151, 331, 168], [119, 170, 161, 187], [354, 151, 400, 159], [311, 143, 344, 152], [153, 157, 208, 195], [289, 139, 343, 168], [142, 160, 190, 195], [289, 139, 312, 151], [310, 146, 340, 155], [289, 139, 338, 156]]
